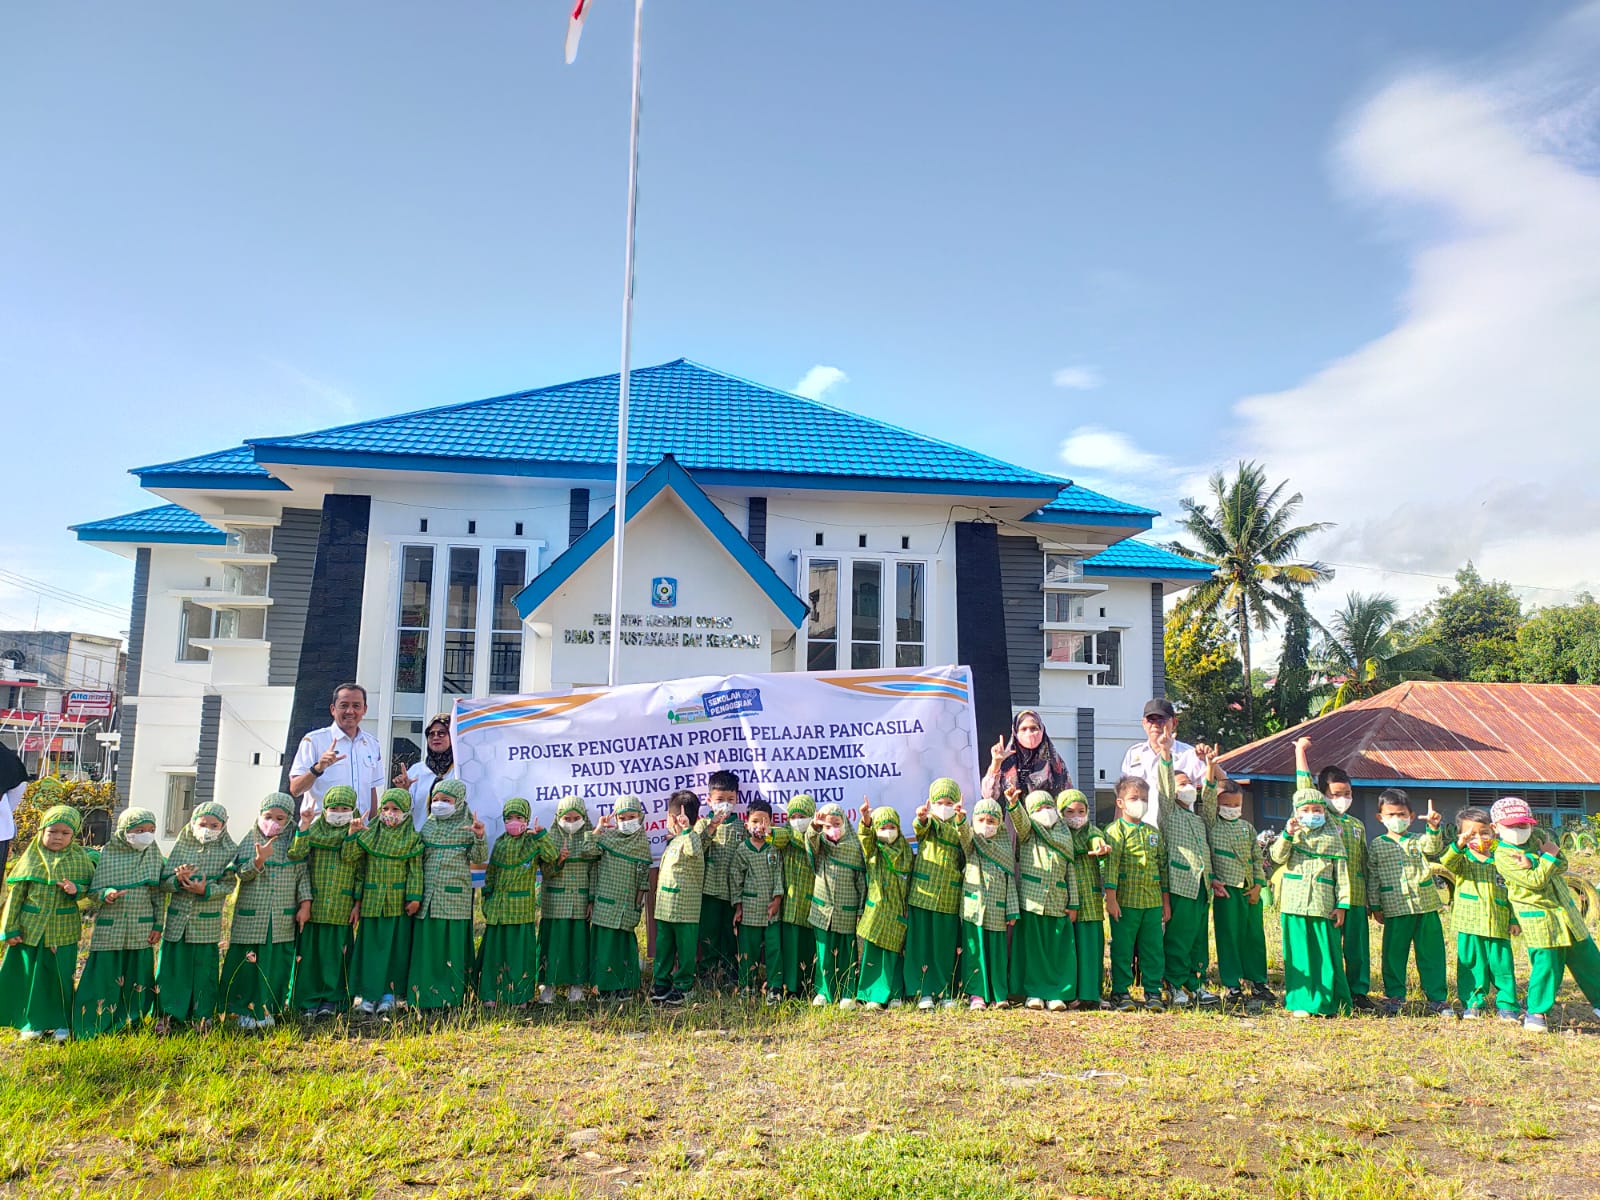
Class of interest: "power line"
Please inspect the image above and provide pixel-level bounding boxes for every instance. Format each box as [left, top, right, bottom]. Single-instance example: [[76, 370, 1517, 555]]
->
[[0, 568, 128, 620], [1320, 560, 1580, 595]]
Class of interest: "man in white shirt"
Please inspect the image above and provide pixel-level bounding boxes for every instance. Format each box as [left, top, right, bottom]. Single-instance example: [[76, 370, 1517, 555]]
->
[[1119, 698, 1209, 828], [288, 682, 386, 818]]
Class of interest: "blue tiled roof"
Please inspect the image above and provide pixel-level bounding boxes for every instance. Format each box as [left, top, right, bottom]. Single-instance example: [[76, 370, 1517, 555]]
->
[[244, 359, 1064, 497], [1082, 540, 1215, 579], [70, 504, 227, 545], [134, 445, 288, 491], [1023, 483, 1158, 525]]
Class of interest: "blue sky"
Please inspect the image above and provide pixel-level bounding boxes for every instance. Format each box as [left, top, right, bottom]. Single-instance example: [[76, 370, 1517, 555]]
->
[[5, 0, 1597, 642]]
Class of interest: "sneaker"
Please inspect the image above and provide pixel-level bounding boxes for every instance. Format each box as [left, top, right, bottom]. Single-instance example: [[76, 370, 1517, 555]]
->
[[376, 995, 396, 1015], [1497, 1009, 1522, 1024], [257, 1014, 276, 1029], [650, 985, 670, 1004], [1592, 1006, 1600, 1021], [1461, 1007, 1483, 1020], [1381, 998, 1404, 1017], [1249, 983, 1278, 1007], [1111, 993, 1136, 1012], [18, 1030, 42, 1042], [887, 999, 903, 1010], [318, 1002, 338, 1018], [1168, 987, 1190, 1008], [1196, 988, 1221, 1007], [1351, 993, 1380, 1013], [917, 996, 935, 1011], [237, 1016, 258, 1032], [838, 998, 856, 1010], [566, 986, 585, 1003], [537, 985, 555, 1006], [1289, 1009, 1314, 1019], [1524, 1013, 1549, 1033], [1046, 999, 1067, 1012], [940, 998, 959, 1010], [51, 1029, 69, 1043], [356, 1000, 376, 1017], [765, 991, 782, 1007], [1430, 1002, 1457, 1019], [1223, 988, 1246, 1007], [810, 994, 828, 1007], [968, 997, 987, 1011], [863, 1001, 884, 1012], [1025, 997, 1045, 1011], [1144, 996, 1166, 1014], [664, 989, 687, 1007]]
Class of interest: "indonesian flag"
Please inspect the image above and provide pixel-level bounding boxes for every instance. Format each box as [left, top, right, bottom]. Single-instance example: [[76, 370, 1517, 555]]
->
[[564, 0, 589, 63]]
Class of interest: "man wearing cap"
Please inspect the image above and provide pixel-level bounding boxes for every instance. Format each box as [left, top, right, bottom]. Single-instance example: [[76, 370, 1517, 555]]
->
[[1119, 699, 1209, 829], [288, 683, 386, 820]]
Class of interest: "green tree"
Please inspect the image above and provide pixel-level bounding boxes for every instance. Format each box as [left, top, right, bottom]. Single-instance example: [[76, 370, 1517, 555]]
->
[[1409, 563, 1522, 681], [1164, 605, 1250, 747], [1313, 592, 1446, 711], [1170, 461, 1333, 736], [1271, 590, 1315, 729], [1516, 594, 1600, 684]]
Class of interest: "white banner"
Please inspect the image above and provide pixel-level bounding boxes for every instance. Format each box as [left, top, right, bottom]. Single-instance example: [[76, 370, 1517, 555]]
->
[[450, 666, 980, 859]]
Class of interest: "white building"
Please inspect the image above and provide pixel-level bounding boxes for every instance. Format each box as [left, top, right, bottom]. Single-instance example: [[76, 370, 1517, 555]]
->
[[72, 359, 1212, 839]]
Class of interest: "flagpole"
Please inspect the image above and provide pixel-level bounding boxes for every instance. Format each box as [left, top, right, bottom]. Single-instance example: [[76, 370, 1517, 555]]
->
[[605, 0, 645, 687]]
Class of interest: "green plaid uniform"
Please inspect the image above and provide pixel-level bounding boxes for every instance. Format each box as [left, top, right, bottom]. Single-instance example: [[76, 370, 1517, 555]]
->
[[1366, 831, 1444, 917], [957, 824, 1019, 931], [86, 843, 166, 950], [1154, 760, 1209, 900], [702, 815, 745, 901], [1008, 798, 1079, 916], [1297, 769, 1368, 907], [417, 816, 487, 921], [1068, 823, 1109, 921], [288, 823, 363, 925], [1268, 828, 1350, 917], [806, 825, 866, 933], [728, 836, 785, 927], [350, 835, 423, 917], [856, 821, 912, 953], [1439, 845, 1512, 939], [1201, 794, 1265, 888], [592, 829, 652, 931], [1493, 844, 1589, 951], [482, 831, 559, 925], [1103, 816, 1167, 908], [541, 824, 600, 921], [1, 876, 90, 947], [771, 826, 813, 926], [654, 828, 705, 923], [229, 831, 311, 944], [908, 815, 964, 915], [161, 835, 238, 944]]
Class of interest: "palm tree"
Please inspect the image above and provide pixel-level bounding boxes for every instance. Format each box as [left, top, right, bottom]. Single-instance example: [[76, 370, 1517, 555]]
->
[[1313, 592, 1445, 711], [1171, 461, 1333, 736]]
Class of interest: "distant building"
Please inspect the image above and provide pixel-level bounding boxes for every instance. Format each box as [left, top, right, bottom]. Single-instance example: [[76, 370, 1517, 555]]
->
[[1216, 681, 1600, 834], [0, 629, 123, 778]]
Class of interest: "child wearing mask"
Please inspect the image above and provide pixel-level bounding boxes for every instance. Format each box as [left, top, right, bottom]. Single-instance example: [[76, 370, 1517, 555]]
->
[[591, 796, 653, 1001], [651, 790, 705, 1006], [1269, 788, 1352, 1017], [905, 778, 966, 1009], [1490, 796, 1600, 1033], [958, 796, 1018, 1009], [697, 770, 745, 990], [1059, 789, 1111, 1009], [807, 801, 866, 1007], [74, 807, 165, 1037], [1104, 777, 1168, 1011], [411, 778, 487, 1012], [156, 800, 237, 1032], [539, 795, 601, 1004], [771, 794, 817, 999], [855, 804, 912, 1011], [348, 788, 424, 1016], [1367, 788, 1450, 1016], [1158, 765, 1216, 1008], [728, 798, 785, 1002], [0, 804, 92, 1041], [1295, 736, 1374, 1010], [1440, 807, 1520, 1021], [1007, 788, 1079, 1011], [1202, 774, 1271, 1007], [222, 794, 311, 1030], [479, 797, 560, 1008], [289, 784, 363, 1018]]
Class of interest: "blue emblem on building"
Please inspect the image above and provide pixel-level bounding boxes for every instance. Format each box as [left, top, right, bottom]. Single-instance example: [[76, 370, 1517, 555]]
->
[[652, 577, 677, 608]]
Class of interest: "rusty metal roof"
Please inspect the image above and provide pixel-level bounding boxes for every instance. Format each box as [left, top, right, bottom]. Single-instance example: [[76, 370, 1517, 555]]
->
[[1215, 682, 1600, 787]]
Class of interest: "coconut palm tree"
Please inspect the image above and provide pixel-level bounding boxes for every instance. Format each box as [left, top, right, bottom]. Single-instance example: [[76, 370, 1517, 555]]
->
[[1313, 592, 1445, 711], [1171, 461, 1333, 736]]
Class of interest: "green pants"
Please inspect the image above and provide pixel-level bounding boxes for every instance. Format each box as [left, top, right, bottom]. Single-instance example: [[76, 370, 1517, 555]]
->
[[736, 922, 781, 992], [778, 921, 815, 995], [959, 922, 1009, 1004], [540, 917, 591, 988], [1456, 932, 1518, 1013], [1009, 911, 1075, 1003], [478, 923, 539, 1005], [697, 895, 737, 985], [652, 919, 698, 993], [73, 948, 157, 1038], [593, 925, 642, 995], [1212, 885, 1267, 989], [221, 939, 295, 1019], [0, 943, 75, 1034], [1379, 910, 1447, 1003], [856, 940, 902, 1005], [1109, 905, 1164, 998], [813, 927, 858, 1002], [1281, 913, 1351, 1016], [157, 940, 221, 1023], [1343, 895, 1372, 994], [1075, 918, 1105, 1004], [292, 923, 352, 1010], [409, 918, 474, 1010], [351, 916, 411, 1003], [903, 906, 960, 1001], [1163, 891, 1209, 992], [1525, 936, 1600, 1016]]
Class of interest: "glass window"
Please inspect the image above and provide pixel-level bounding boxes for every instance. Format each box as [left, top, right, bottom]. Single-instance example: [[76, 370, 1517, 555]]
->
[[1089, 631, 1122, 687], [213, 608, 267, 640], [1043, 553, 1083, 585], [850, 561, 882, 669], [395, 546, 434, 696], [895, 562, 925, 668], [178, 601, 211, 662], [443, 547, 480, 695], [807, 559, 838, 671], [1045, 630, 1088, 664], [221, 563, 270, 596], [164, 773, 196, 836], [490, 549, 527, 694], [226, 526, 273, 555], [1044, 592, 1085, 623]]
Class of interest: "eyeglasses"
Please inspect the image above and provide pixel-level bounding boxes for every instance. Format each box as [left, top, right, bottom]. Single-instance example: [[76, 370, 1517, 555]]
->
[[426, 728, 450, 739]]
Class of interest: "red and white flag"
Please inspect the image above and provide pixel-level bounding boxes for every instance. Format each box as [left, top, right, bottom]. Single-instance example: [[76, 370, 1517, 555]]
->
[[564, 0, 589, 63]]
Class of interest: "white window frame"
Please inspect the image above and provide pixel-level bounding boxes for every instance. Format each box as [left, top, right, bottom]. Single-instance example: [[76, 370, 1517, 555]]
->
[[799, 554, 930, 673], [164, 770, 197, 837]]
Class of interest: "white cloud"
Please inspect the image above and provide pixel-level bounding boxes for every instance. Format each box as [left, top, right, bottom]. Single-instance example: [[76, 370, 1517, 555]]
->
[[792, 364, 848, 401], [1051, 365, 1104, 391], [1058, 426, 1167, 475], [1229, 7, 1600, 617]]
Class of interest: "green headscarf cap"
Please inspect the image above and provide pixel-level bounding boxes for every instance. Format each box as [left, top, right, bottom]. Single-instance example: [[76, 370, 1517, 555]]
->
[[259, 792, 295, 817], [379, 786, 413, 815], [192, 800, 229, 825], [1293, 787, 1327, 811], [1025, 789, 1057, 815], [322, 784, 358, 810], [502, 796, 531, 821], [974, 797, 1003, 820], [556, 795, 588, 820], [871, 806, 901, 830], [615, 795, 644, 816], [927, 777, 961, 805], [41, 804, 81, 833], [1056, 788, 1089, 811], [117, 807, 157, 833], [816, 802, 846, 820], [434, 778, 468, 803], [787, 794, 816, 818]]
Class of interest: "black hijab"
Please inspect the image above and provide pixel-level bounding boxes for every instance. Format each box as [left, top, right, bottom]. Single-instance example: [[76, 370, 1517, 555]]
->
[[1001, 709, 1070, 794], [0, 741, 26, 797]]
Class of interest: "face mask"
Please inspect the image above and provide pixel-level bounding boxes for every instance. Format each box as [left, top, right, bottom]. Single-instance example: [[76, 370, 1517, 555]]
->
[[975, 819, 999, 837], [259, 817, 286, 837], [789, 817, 812, 835], [504, 818, 528, 837], [559, 816, 585, 833], [824, 826, 844, 843], [1328, 795, 1352, 814], [1497, 824, 1533, 847], [124, 831, 156, 849], [1064, 813, 1088, 830], [380, 809, 406, 827], [877, 827, 899, 843], [1468, 834, 1497, 855], [192, 824, 222, 844], [324, 809, 354, 828], [1218, 806, 1242, 822], [931, 803, 956, 821], [1176, 786, 1198, 810], [713, 802, 733, 816], [1122, 799, 1147, 822], [1298, 811, 1326, 830], [430, 801, 457, 820], [749, 825, 770, 842], [617, 818, 641, 835], [1382, 816, 1411, 835], [1033, 808, 1059, 829]]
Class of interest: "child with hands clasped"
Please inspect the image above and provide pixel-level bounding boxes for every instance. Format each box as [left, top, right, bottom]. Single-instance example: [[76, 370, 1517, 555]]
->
[[1270, 788, 1351, 1018], [1060, 790, 1111, 1009], [348, 787, 424, 1016], [807, 801, 866, 1007], [539, 795, 601, 1004], [478, 797, 560, 1008], [289, 784, 364, 1018], [1366, 788, 1450, 1016], [958, 796, 1018, 1009], [1007, 787, 1080, 1011], [855, 804, 912, 1011], [1440, 807, 1520, 1021], [222, 794, 312, 1031], [1103, 777, 1169, 1012], [74, 807, 165, 1038], [411, 778, 487, 1012], [0, 804, 93, 1041], [156, 801, 238, 1032], [591, 796, 654, 1001], [728, 798, 785, 1003], [905, 779, 966, 1009]]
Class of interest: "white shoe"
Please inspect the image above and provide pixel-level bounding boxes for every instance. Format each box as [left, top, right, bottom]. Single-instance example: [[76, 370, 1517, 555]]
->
[[1524, 1013, 1549, 1033], [1592, 1006, 1600, 1021], [18, 1029, 42, 1042], [968, 997, 987, 1011], [838, 998, 856, 1010], [887, 998, 903, 1010], [811, 993, 828, 1007], [356, 1000, 377, 1016], [566, 986, 585, 1003], [375, 996, 395, 1015], [1170, 987, 1191, 1008], [51, 1029, 69, 1043], [237, 1017, 258, 1032], [864, 1001, 884, 1012], [257, 1014, 275, 1029], [538, 986, 555, 1006], [940, 998, 959, 1010], [1025, 997, 1045, 1011], [1046, 999, 1068, 1012], [917, 997, 935, 1011]]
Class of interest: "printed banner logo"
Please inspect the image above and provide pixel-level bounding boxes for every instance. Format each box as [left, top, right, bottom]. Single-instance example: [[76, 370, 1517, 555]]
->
[[651, 577, 677, 608]]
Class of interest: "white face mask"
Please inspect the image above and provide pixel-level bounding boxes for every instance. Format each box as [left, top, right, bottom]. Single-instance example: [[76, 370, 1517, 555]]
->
[[380, 809, 407, 827], [930, 803, 956, 821], [1176, 786, 1198, 810], [1218, 806, 1242, 822], [975, 819, 999, 837], [324, 809, 354, 828], [1497, 824, 1533, 846], [559, 816, 585, 833], [1064, 812, 1088, 830], [1122, 799, 1147, 822], [876, 827, 899, 843], [1032, 808, 1059, 829], [713, 802, 733, 816], [192, 824, 222, 844], [430, 801, 457, 820], [617, 818, 641, 835], [789, 817, 812, 835], [1328, 795, 1352, 814], [1382, 815, 1411, 835], [258, 817, 286, 837], [124, 830, 156, 849]]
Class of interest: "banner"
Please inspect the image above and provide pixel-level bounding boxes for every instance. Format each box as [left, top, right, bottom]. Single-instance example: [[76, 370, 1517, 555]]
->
[[450, 666, 980, 859]]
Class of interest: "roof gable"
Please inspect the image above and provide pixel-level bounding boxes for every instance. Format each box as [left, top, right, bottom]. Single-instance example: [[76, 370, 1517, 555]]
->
[[1024, 483, 1158, 527], [132, 445, 288, 491], [1081, 540, 1215, 580], [70, 504, 227, 545]]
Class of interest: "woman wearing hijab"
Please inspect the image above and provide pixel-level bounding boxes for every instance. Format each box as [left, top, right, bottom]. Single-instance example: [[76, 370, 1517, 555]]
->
[[401, 714, 458, 833], [0, 804, 93, 1041], [156, 800, 238, 1032], [74, 807, 165, 1037], [0, 742, 27, 879], [981, 710, 1072, 801]]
